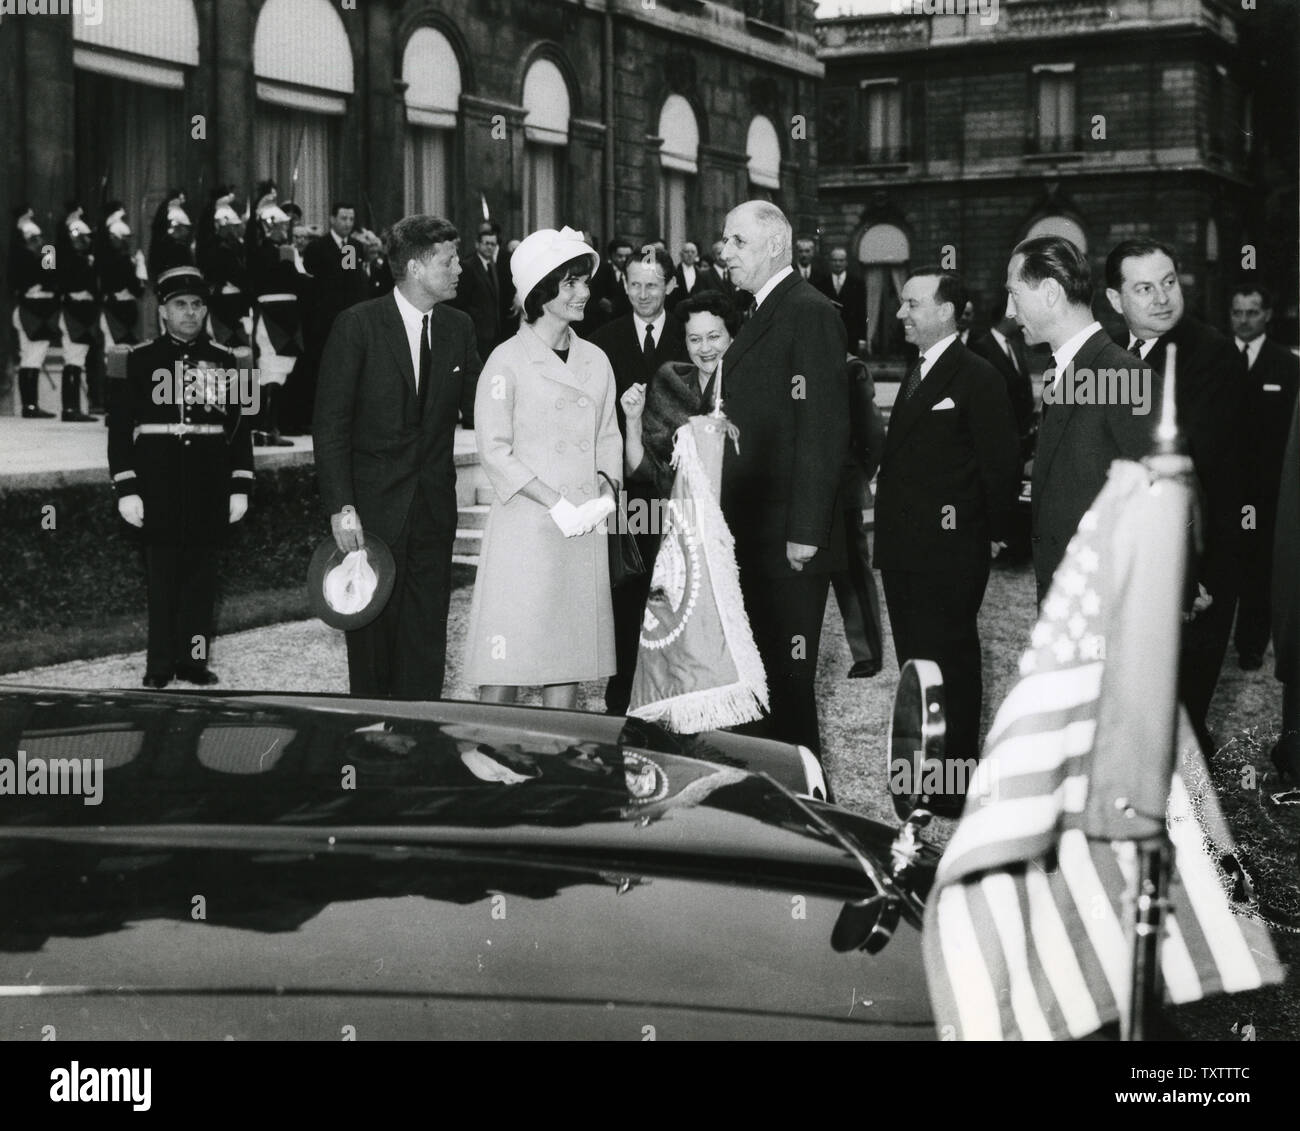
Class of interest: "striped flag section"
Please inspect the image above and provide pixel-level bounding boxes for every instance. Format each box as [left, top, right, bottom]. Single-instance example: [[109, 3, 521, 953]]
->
[[922, 460, 1283, 1040]]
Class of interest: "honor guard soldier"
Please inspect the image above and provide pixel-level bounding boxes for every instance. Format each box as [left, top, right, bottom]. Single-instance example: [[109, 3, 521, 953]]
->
[[107, 265, 255, 689], [8, 208, 60, 418], [249, 200, 304, 446], [57, 207, 101, 421], [97, 205, 146, 351], [200, 198, 253, 349]]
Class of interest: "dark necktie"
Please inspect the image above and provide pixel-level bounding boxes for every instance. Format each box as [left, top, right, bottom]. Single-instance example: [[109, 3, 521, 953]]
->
[[485, 259, 498, 302], [419, 313, 432, 412], [642, 322, 655, 359], [1239, 339, 1252, 369], [899, 360, 923, 405], [1131, 338, 1146, 356]]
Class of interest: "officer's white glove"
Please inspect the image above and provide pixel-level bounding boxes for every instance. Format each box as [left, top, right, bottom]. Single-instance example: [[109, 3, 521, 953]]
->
[[118, 494, 144, 528], [69, 290, 95, 302], [576, 495, 616, 534], [548, 497, 586, 537], [229, 493, 249, 524]]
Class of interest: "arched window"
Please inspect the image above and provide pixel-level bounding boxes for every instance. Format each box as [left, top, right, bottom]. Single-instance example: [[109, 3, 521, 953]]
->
[[746, 115, 782, 201], [73, 0, 198, 239], [403, 28, 461, 218], [857, 224, 911, 358], [522, 59, 571, 231], [253, 0, 354, 224], [658, 95, 699, 257], [1025, 214, 1088, 254]]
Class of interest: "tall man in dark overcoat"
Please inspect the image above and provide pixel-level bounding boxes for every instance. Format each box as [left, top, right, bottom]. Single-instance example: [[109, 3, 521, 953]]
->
[[314, 215, 481, 699], [873, 267, 1019, 788], [716, 201, 849, 756]]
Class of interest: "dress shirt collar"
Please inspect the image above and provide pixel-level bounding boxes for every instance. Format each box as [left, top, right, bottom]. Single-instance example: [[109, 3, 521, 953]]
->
[[392, 286, 433, 388], [1126, 333, 1155, 360], [1054, 320, 1102, 373], [919, 332, 959, 379], [1237, 335, 1264, 368], [633, 310, 666, 345], [754, 265, 793, 310], [331, 230, 345, 250]]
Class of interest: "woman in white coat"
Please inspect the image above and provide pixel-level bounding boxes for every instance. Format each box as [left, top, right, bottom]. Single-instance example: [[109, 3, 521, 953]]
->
[[464, 227, 622, 708]]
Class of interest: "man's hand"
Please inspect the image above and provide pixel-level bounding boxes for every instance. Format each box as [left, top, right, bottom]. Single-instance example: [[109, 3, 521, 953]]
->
[[786, 542, 817, 571], [117, 494, 144, 528], [991, 540, 1006, 559], [549, 498, 586, 537], [229, 493, 249, 524], [331, 505, 365, 552], [1184, 582, 1214, 623]]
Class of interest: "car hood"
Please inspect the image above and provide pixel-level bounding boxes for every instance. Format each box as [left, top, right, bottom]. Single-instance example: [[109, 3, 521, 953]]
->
[[0, 686, 936, 1037]]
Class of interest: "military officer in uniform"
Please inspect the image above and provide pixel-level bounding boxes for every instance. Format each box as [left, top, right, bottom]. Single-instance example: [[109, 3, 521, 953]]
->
[[108, 265, 255, 689], [8, 208, 59, 418]]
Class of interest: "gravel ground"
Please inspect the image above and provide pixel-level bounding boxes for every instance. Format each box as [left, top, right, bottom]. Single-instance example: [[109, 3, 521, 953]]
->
[[4, 555, 1295, 1039]]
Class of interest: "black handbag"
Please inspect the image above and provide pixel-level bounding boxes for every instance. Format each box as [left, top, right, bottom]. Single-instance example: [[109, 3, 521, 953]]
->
[[598, 471, 646, 587]]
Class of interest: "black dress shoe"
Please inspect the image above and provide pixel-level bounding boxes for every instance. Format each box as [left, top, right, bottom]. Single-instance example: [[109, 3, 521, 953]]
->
[[62, 409, 97, 422], [1238, 653, 1263, 671], [848, 659, 883, 678], [22, 405, 55, 419], [142, 672, 172, 690], [175, 665, 220, 686]]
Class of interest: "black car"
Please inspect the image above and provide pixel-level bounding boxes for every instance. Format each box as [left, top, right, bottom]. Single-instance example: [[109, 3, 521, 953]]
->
[[0, 685, 940, 1040]]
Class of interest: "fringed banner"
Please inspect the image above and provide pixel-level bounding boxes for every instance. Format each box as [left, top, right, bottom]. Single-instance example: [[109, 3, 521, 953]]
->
[[628, 414, 768, 733]]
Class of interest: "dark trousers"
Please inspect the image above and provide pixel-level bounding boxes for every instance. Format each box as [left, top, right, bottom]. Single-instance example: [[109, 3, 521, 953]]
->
[[882, 562, 991, 764], [1234, 510, 1275, 659], [605, 525, 660, 715], [734, 571, 831, 754], [1180, 586, 1236, 751], [345, 486, 454, 699], [831, 514, 883, 665], [145, 544, 217, 676]]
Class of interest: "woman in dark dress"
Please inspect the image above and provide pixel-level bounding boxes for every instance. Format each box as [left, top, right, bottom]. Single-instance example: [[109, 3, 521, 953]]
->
[[620, 289, 741, 496]]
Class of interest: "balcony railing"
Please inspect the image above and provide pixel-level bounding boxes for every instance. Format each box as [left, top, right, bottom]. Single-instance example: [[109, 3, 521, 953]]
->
[[1024, 133, 1083, 157], [856, 142, 910, 166], [744, 0, 788, 29]]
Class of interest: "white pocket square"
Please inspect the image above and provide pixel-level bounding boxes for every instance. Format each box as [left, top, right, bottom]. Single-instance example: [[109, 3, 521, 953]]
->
[[932, 397, 956, 410], [452, 366, 461, 373]]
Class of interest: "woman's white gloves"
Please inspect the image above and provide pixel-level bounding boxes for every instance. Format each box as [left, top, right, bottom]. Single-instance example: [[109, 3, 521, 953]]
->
[[549, 494, 616, 537]]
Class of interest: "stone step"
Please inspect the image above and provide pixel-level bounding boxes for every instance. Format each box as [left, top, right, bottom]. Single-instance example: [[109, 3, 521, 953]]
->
[[475, 483, 495, 506], [457, 504, 489, 531], [453, 528, 483, 559]]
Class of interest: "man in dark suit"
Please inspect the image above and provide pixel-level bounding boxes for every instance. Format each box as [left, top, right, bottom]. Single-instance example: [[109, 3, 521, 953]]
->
[[314, 215, 481, 699], [968, 293, 1037, 465], [815, 246, 867, 354], [666, 239, 720, 312], [451, 221, 505, 428], [1009, 236, 1154, 600], [296, 203, 366, 434], [717, 201, 850, 756], [874, 268, 1019, 789], [590, 247, 689, 715], [581, 236, 633, 337], [831, 355, 886, 678], [708, 239, 738, 301], [1105, 239, 1246, 750], [792, 236, 826, 290], [1229, 283, 1300, 669]]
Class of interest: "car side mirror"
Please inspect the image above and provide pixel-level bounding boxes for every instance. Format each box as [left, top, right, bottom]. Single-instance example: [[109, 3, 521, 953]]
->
[[888, 659, 946, 820]]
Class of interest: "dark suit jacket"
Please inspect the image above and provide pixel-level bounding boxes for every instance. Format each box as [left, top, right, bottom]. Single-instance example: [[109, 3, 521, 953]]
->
[[719, 271, 849, 577], [303, 234, 367, 328], [453, 253, 503, 354], [1242, 337, 1300, 517], [590, 313, 689, 400], [1125, 316, 1247, 600], [1032, 329, 1154, 596], [874, 339, 1019, 573], [815, 272, 867, 349], [969, 329, 1036, 461], [666, 262, 723, 310], [314, 293, 481, 545]]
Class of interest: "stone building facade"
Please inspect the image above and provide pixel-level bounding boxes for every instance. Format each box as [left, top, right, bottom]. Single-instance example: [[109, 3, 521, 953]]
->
[[1, 0, 823, 337], [815, 0, 1286, 361]]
